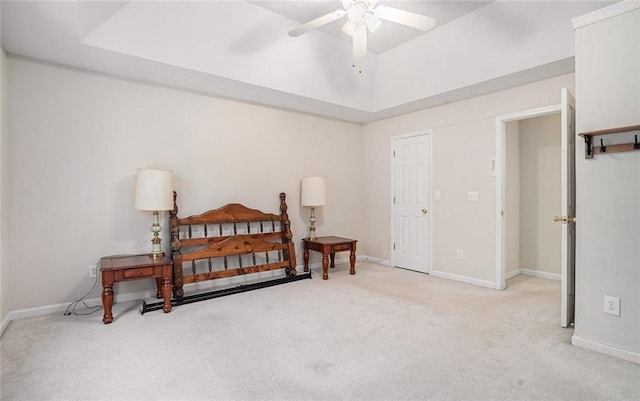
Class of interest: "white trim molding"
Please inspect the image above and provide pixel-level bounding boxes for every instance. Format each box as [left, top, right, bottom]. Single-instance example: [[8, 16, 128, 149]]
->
[[361, 255, 392, 266], [0, 255, 387, 336], [505, 269, 521, 280], [572, 335, 640, 365], [572, 0, 640, 30], [1, 314, 10, 336], [507, 269, 561, 281], [520, 268, 561, 281], [0, 286, 155, 336], [494, 104, 562, 290], [301, 255, 369, 273], [431, 269, 496, 290]]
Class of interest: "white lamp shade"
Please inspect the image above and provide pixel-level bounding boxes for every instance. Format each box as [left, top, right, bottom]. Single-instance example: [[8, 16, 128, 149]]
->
[[301, 176, 327, 207], [134, 168, 174, 211]]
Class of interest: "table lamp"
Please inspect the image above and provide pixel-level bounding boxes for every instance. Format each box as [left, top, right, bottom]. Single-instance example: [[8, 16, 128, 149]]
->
[[301, 176, 327, 240], [134, 168, 174, 257]]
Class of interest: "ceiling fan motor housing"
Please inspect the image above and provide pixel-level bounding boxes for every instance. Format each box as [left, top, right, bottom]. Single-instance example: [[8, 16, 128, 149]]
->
[[289, 0, 435, 69], [345, 1, 381, 33]]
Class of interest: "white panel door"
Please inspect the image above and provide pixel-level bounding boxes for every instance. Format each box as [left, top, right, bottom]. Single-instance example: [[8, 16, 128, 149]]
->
[[392, 134, 430, 273], [560, 88, 577, 328]]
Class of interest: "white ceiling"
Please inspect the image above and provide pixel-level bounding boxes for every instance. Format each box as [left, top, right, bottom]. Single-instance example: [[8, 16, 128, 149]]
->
[[0, 0, 614, 123], [251, 1, 493, 54]]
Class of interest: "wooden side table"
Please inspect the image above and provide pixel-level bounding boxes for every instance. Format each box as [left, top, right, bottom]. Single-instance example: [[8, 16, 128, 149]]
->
[[100, 254, 173, 324], [303, 236, 357, 280]]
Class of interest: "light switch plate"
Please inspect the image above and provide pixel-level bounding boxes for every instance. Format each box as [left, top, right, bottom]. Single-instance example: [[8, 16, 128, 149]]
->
[[434, 190, 441, 200]]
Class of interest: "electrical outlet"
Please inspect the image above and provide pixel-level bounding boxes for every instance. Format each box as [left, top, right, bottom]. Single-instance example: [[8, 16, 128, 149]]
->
[[89, 265, 97, 278], [468, 191, 479, 202], [456, 250, 464, 260], [604, 296, 620, 316]]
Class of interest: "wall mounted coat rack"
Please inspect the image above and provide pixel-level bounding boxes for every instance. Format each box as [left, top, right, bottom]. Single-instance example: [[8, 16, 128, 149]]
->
[[579, 124, 640, 159]]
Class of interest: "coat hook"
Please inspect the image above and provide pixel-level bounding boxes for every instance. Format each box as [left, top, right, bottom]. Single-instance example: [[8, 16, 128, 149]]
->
[[585, 135, 593, 157], [600, 138, 606, 153]]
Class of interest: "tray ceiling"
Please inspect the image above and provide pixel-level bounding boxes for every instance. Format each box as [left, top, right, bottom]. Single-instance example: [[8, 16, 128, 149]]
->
[[0, 1, 614, 123]]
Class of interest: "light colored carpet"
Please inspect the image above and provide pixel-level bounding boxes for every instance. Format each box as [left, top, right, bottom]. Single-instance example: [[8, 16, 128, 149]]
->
[[1, 262, 639, 400]]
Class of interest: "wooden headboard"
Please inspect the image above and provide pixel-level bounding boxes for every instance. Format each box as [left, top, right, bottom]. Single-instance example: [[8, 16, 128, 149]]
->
[[169, 192, 298, 299]]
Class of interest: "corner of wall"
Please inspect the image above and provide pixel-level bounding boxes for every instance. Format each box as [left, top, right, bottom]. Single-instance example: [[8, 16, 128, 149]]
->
[[0, 47, 10, 330]]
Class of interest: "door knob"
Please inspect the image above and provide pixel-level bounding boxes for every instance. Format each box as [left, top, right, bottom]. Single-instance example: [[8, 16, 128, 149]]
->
[[421, 208, 428, 215]]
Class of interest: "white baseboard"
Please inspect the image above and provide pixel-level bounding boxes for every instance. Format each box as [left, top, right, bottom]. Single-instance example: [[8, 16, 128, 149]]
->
[[430, 269, 496, 289], [301, 255, 384, 272], [0, 268, 301, 336], [506, 269, 520, 280], [1, 256, 390, 335], [0, 313, 11, 336], [360, 255, 392, 266], [507, 268, 561, 281], [520, 268, 561, 281], [3, 286, 159, 326], [571, 334, 640, 365], [2, 291, 166, 336]]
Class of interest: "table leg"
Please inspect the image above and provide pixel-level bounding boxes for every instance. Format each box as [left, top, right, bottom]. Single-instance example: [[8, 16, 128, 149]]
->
[[350, 247, 356, 275], [330, 252, 336, 269], [101, 271, 114, 324], [303, 248, 310, 272], [162, 276, 172, 314], [155, 277, 163, 299], [322, 253, 329, 280]]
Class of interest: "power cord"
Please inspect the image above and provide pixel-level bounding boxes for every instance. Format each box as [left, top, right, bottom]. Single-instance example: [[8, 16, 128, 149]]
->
[[63, 260, 103, 316]]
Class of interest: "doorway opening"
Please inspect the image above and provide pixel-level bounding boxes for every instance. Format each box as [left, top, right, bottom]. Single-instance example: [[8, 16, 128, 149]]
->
[[503, 113, 562, 284], [495, 88, 576, 328]]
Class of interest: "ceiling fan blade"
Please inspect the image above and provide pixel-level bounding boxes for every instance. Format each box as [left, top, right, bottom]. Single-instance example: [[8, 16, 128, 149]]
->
[[374, 5, 436, 31], [353, 24, 367, 61], [288, 10, 345, 37]]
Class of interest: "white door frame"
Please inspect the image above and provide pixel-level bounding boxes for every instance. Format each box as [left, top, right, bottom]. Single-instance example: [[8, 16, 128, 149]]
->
[[494, 105, 561, 290], [390, 130, 433, 272]]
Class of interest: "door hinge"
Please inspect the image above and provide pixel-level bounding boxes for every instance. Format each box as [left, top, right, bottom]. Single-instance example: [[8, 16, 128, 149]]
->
[[393, 150, 396, 157], [554, 216, 576, 224], [393, 243, 396, 250], [393, 196, 396, 204]]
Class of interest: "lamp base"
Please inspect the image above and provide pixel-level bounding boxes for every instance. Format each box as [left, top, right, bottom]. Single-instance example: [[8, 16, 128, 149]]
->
[[149, 211, 164, 258], [308, 206, 318, 241]]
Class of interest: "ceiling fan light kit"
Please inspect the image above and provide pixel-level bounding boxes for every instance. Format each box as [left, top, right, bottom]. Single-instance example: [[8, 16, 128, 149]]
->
[[342, 19, 357, 36], [288, 0, 436, 72], [363, 12, 382, 32]]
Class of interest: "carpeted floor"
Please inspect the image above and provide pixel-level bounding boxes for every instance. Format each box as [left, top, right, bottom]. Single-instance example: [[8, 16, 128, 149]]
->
[[1, 262, 639, 400]]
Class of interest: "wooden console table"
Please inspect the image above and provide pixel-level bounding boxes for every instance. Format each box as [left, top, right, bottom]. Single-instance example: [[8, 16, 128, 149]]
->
[[303, 236, 357, 280], [100, 254, 173, 324]]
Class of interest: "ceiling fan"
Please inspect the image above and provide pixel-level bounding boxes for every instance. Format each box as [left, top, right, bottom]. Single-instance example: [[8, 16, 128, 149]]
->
[[288, 0, 436, 70]]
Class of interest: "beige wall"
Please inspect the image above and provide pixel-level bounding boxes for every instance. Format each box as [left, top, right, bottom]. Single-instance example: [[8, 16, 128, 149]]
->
[[7, 57, 363, 311], [3, 57, 578, 316], [362, 73, 575, 287], [0, 48, 8, 327], [505, 121, 520, 277], [519, 114, 561, 276], [573, 8, 640, 359]]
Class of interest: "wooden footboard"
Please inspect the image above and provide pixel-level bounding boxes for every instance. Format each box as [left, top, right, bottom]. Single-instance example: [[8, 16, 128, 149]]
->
[[169, 192, 297, 299]]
